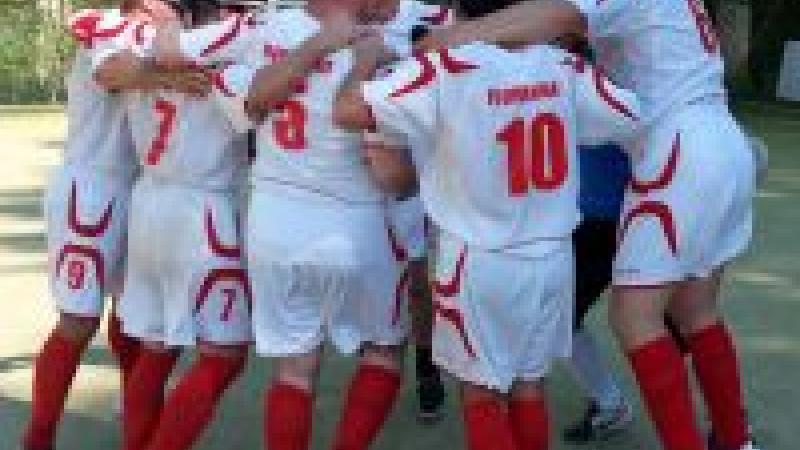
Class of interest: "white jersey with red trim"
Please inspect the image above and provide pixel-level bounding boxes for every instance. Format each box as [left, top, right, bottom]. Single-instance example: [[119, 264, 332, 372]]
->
[[204, 9, 386, 202], [124, 89, 249, 189], [363, 44, 640, 252], [117, 30, 249, 189], [566, 0, 726, 124], [63, 8, 137, 178]]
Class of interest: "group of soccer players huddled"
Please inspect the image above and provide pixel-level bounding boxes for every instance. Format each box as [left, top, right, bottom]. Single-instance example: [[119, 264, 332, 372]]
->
[[21, 0, 765, 450]]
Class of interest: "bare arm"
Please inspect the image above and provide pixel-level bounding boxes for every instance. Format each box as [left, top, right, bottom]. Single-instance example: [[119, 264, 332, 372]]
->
[[244, 35, 334, 120], [245, 13, 358, 120], [333, 34, 395, 131], [419, 0, 586, 49], [94, 52, 210, 96], [363, 140, 418, 196]]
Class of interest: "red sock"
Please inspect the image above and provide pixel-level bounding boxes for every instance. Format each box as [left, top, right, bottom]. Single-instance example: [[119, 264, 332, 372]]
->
[[689, 322, 748, 450], [22, 331, 88, 450], [627, 336, 705, 450], [265, 383, 313, 450], [509, 398, 550, 450], [331, 364, 402, 450], [462, 399, 517, 450], [123, 348, 179, 450], [108, 313, 140, 387], [145, 353, 246, 450]]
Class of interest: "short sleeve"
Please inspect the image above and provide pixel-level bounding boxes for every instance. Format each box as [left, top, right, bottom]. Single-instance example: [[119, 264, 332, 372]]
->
[[68, 9, 141, 71], [178, 13, 266, 65], [569, 58, 641, 145], [564, 0, 632, 38], [361, 52, 441, 155]]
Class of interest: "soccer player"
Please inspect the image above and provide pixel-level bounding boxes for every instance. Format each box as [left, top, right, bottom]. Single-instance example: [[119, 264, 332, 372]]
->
[[332, 1, 640, 449], [421, 1, 759, 450], [20, 3, 172, 449], [94, 2, 258, 449], [150, 1, 425, 449]]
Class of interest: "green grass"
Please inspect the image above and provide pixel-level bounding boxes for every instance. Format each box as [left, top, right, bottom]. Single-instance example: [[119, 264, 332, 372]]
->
[[0, 101, 798, 450]]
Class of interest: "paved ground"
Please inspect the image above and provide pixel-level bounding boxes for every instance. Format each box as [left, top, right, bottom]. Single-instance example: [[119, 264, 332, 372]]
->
[[0, 102, 798, 450]]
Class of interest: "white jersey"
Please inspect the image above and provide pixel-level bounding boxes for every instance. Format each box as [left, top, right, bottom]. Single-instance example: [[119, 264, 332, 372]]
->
[[382, 0, 454, 55], [63, 9, 137, 178], [114, 25, 250, 189], [567, 0, 726, 124], [124, 90, 249, 189], [363, 44, 640, 252], [182, 9, 385, 203]]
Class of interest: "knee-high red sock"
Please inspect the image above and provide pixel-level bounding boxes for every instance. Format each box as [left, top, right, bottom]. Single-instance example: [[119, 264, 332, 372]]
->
[[462, 399, 517, 450], [627, 336, 705, 450], [22, 331, 88, 450], [265, 383, 313, 450], [689, 322, 748, 450], [331, 364, 402, 450], [108, 313, 140, 387], [123, 349, 179, 450], [509, 398, 550, 450], [144, 353, 246, 450]]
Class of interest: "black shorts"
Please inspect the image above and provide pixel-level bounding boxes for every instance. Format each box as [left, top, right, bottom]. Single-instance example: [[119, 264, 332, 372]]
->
[[573, 219, 617, 329]]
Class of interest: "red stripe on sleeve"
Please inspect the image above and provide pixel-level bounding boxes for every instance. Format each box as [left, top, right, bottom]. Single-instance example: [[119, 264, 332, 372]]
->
[[592, 66, 637, 121], [200, 15, 243, 58], [437, 49, 479, 74], [389, 52, 437, 99], [209, 71, 235, 97], [421, 6, 451, 26]]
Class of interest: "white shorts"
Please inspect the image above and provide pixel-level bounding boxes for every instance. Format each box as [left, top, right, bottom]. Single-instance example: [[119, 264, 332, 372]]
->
[[119, 177, 252, 347], [432, 232, 574, 392], [247, 183, 407, 357], [614, 103, 755, 286], [45, 167, 132, 317], [386, 196, 428, 261]]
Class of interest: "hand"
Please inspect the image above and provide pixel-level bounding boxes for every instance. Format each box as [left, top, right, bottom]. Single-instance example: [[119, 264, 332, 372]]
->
[[414, 27, 455, 52], [164, 69, 212, 98], [352, 32, 397, 71], [313, 12, 359, 53]]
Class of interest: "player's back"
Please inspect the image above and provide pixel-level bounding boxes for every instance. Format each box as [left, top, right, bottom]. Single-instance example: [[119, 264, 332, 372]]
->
[[419, 44, 584, 252], [581, 0, 726, 123], [126, 90, 248, 189], [63, 9, 136, 179], [251, 9, 382, 203], [379, 42, 637, 252]]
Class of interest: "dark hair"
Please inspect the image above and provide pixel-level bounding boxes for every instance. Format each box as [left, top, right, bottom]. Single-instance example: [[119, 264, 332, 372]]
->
[[455, 0, 521, 19]]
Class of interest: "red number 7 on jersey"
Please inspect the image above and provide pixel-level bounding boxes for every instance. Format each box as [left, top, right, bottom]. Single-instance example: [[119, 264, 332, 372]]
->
[[496, 113, 568, 196], [145, 98, 177, 166]]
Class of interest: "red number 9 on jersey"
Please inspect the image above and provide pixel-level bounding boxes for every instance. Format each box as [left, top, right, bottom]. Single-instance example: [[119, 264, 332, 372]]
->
[[496, 113, 568, 196]]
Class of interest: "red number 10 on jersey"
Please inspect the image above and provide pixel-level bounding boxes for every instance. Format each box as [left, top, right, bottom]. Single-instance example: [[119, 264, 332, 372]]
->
[[496, 113, 568, 196]]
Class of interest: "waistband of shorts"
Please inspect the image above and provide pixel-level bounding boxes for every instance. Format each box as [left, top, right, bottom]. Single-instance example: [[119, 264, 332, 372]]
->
[[139, 172, 239, 194], [439, 230, 572, 260], [252, 177, 383, 207], [657, 94, 729, 125]]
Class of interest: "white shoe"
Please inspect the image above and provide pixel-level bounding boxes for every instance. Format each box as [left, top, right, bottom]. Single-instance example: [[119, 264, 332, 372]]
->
[[740, 442, 761, 450]]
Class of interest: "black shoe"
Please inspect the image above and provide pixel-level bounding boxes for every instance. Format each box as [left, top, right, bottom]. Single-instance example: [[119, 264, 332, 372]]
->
[[417, 374, 446, 424], [563, 401, 633, 444]]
